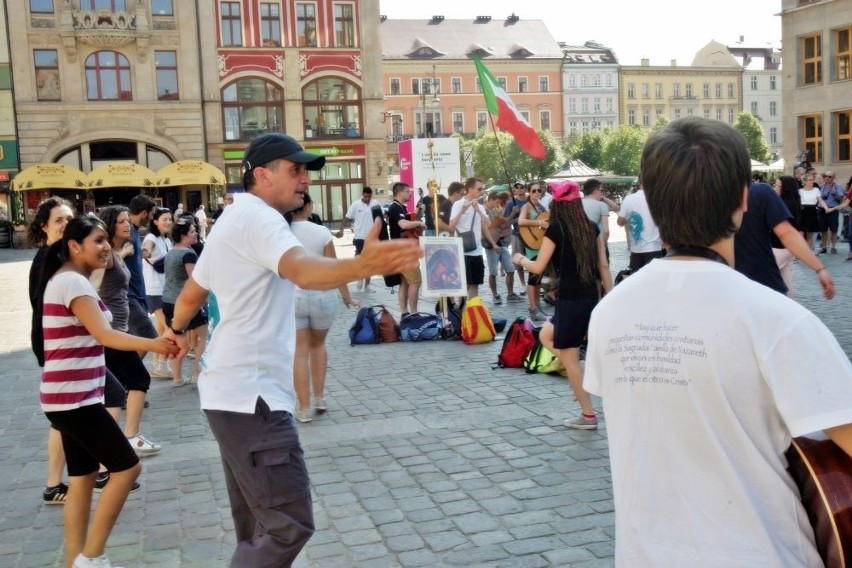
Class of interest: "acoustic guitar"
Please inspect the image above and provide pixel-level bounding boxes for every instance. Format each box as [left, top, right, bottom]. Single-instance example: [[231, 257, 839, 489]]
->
[[519, 212, 550, 250], [402, 210, 424, 239], [786, 432, 852, 567]]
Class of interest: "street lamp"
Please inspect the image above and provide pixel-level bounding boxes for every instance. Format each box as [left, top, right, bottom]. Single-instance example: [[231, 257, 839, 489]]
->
[[419, 65, 440, 138]]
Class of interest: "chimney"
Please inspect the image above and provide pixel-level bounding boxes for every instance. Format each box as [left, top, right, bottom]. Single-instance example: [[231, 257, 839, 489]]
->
[[671, 59, 677, 66], [641, 58, 649, 66]]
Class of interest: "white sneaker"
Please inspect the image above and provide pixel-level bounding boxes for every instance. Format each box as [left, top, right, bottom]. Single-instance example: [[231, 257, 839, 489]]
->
[[150, 361, 171, 379], [313, 397, 327, 413], [295, 409, 312, 423], [128, 433, 161, 456], [73, 553, 123, 568]]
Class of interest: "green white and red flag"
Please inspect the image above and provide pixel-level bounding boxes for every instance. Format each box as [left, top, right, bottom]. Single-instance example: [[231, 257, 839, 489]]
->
[[474, 56, 546, 160]]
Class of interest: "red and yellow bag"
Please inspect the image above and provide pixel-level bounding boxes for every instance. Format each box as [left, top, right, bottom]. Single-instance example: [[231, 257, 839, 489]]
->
[[461, 296, 496, 345]]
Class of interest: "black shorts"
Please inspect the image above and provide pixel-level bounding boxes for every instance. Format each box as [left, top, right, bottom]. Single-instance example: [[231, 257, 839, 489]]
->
[[163, 302, 208, 331], [629, 250, 666, 272], [551, 296, 598, 349], [353, 238, 365, 255], [463, 255, 485, 286], [105, 347, 151, 393], [822, 209, 840, 233], [45, 404, 139, 477], [104, 368, 127, 408]]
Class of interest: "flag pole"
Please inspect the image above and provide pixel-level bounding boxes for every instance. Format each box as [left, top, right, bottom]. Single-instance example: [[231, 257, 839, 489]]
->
[[488, 113, 514, 189]]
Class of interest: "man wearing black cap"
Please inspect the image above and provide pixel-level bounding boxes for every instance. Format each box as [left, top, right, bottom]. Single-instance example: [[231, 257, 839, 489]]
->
[[164, 133, 421, 566]]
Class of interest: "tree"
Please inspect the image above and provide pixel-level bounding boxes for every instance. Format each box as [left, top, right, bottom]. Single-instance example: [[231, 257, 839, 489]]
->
[[505, 129, 563, 182], [566, 130, 607, 170], [602, 125, 646, 176], [471, 131, 513, 186], [651, 116, 669, 133], [470, 130, 562, 185], [734, 112, 770, 164]]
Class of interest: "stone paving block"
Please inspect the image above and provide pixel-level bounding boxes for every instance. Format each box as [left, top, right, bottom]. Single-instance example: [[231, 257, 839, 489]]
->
[[438, 497, 481, 516], [404, 507, 445, 523], [398, 549, 440, 567], [452, 511, 501, 534]]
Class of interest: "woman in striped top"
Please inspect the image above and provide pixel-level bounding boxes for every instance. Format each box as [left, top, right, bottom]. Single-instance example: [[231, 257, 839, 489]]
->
[[37, 216, 178, 568]]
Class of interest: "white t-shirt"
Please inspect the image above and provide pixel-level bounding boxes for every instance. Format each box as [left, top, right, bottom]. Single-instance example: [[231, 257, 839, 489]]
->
[[582, 197, 610, 233], [451, 198, 485, 256], [618, 189, 663, 253], [585, 259, 852, 567], [799, 187, 820, 206], [539, 191, 553, 211], [192, 192, 302, 414], [142, 233, 170, 296], [289, 220, 333, 292], [345, 198, 378, 239]]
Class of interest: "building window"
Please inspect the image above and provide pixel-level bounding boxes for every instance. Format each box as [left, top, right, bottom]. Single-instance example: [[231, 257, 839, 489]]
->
[[656, 107, 663, 119], [411, 78, 420, 95], [674, 109, 681, 120], [389, 78, 400, 95], [540, 110, 551, 131], [452, 77, 461, 94], [641, 83, 649, 99], [81, 0, 125, 8], [421, 77, 440, 95], [704, 108, 711, 119], [154, 50, 178, 100], [476, 112, 487, 131], [452, 112, 464, 134], [594, 97, 601, 113], [606, 98, 613, 112], [628, 109, 635, 125], [627, 83, 635, 99], [569, 75, 576, 88], [594, 74, 601, 87], [605, 74, 612, 87], [569, 99, 576, 113], [802, 34, 822, 85], [770, 127, 778, 144], [769, 101, 777, 116], [750, 101, 759, 115], [750, 75, 758, 90], [260, 3, 281, 46], [837, 27, 852, 80], [539, 76, 549, 92], [296, 3, 317, 47], [518, 77, 528, 93], [642, 108, 650, 127], [673, 83, 681, 98], [769, 76, 777, 90], [655, 83, 663, 99], [220, 2, 242, 47], [836, 110, 851, 161], [802, 114, 823, 162], [303, 78, 361, 139], [715, 83, 722, 98], [728, 83, 735, 98], [34, 49, 60, 101], [85, 51, 131, 101], [222, 78, 283, 141], [30, 0, 53, 12], [716, 108, 723, 121], [475, 77, 481, 94], [686, 83, 693, 98], [581, 98, 589, 113], [703, 83, 710, 98], [728, 108, 735, 123], [333, 3, 355, 47], [520, 110, 530, 123], [497, 77, 507, 91], [152, 0, 173, 15]]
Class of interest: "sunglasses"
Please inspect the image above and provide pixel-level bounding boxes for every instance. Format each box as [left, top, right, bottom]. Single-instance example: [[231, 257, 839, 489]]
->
[[529, 189, 541, 194]]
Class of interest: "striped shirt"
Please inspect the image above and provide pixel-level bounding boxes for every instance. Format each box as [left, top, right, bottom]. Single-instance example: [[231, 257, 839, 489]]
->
[[41, 271, 111, 412]]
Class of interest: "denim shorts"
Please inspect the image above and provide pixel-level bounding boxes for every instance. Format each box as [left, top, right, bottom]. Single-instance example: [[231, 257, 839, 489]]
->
[[295, 289, 339, 331], [485, 246, 514, 276]]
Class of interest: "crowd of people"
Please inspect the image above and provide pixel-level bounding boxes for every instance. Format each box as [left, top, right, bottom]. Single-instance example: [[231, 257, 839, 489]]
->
[[23, 122, 852, 566]]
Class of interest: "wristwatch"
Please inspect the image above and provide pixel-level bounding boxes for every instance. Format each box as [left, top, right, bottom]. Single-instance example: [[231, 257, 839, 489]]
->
[[170, 326, 185, 335]]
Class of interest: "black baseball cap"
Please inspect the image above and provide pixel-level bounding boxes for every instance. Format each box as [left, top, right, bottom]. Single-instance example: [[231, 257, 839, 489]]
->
[[242, 133, 325, 172]]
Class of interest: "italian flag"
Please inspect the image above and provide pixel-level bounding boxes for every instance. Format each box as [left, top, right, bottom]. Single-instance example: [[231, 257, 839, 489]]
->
[[474, 56, 546, 160]]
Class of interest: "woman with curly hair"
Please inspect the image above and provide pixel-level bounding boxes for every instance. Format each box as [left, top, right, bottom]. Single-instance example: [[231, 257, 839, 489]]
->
[[28, 197, 75, 505], [514, 180, 612, 430]]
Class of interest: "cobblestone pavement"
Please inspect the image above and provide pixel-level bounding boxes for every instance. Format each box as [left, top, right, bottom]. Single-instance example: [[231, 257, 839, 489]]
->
[[0, 228, 849, 568]]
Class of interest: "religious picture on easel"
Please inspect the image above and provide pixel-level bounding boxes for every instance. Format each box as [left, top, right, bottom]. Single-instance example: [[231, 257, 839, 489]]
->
[[420, 237, 467, 298]]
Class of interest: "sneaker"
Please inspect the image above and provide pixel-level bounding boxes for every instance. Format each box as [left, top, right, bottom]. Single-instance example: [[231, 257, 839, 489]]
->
[[313, 397, 327, 413], [93, 472, 142, 493], [506, 293, 522, 302], [295, 409, 312, 423], [43, 482, 68, 505], [819, 248, 828, 254], [493, 294, 503, 305], [518, 290, 527, 296], [564, 415, 598, 430], [831, 247, 837, 254], [530, 308, 546, 323], [128, 434, 161, 456], [72, 553, 123, 568], [150, 361, 171, 379]]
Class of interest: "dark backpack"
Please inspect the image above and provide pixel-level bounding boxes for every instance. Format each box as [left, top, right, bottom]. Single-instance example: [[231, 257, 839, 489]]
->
[[436, 297, 465, 340], [496, 317, 537, 368], [400, 312, 442, 341], [349, 306, 381, 345]]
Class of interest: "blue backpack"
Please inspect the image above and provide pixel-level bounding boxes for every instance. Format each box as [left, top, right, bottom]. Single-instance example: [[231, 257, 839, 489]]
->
[[349, 306, 381, 345], [400, 312, 442, 341]]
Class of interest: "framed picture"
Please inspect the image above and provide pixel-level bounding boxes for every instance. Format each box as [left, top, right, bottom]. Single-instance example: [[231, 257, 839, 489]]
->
[[153, 198, 163, 208], [82, 199, 96, 215], [420, 236, 467, 298]]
